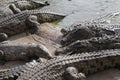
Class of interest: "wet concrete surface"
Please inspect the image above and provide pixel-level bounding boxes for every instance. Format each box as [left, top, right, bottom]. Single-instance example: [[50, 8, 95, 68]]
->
[[1, 0, 120, 27], [37, 0, 120, 28]]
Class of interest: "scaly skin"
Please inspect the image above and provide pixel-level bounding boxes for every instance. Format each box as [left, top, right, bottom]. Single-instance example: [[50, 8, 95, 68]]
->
[[0, 15, 40, 42], [56, 35, 120, 55], [0, 42, 52, 61], [4, 49, 118, 80], [61, 23, 120, 46], [0, 10, 66, 41], [12, 0, 49, 11], [0, 60, 39, 80], [0, 0, 49, 18]]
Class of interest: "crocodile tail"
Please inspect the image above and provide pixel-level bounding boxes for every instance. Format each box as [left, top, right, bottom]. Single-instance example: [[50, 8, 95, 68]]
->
[[0, 60, 38, 80]]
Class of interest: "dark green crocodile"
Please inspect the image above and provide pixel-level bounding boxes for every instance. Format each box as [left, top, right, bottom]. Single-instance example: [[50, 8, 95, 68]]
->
[[0, 42, 52, 61], [56, 35, 120, 55], [0, 49, 119, 80], [0, 10, 66, 42]]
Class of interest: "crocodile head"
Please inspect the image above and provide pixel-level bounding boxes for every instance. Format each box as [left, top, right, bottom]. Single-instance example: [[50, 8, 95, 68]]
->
[[56, 40, 94, 55], [25, 15, 40, 34], [35, 44, 53, 59], [61, 27, 95, 46]]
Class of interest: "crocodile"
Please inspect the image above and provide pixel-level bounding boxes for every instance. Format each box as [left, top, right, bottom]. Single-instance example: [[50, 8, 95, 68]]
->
[[0, 42, 52, 61], [0, 10, 66, 42], [0, 0, 49, 18], [0, 49, 119, 80], [61, 23, 120, 46], [10, 0, 49, 11], [56, 35, 120, 55]]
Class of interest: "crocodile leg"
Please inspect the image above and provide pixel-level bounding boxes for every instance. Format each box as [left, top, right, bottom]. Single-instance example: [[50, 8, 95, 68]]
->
[[9, 4, 22, 14], [64, 67, 86, 80], [25, 15, 40, 34]]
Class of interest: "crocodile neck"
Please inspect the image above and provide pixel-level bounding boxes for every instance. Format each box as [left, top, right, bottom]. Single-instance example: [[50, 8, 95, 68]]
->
[[17, 49, 120, 80]]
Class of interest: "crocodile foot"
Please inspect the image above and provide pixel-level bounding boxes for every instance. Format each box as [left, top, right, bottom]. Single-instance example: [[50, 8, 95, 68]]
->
[[25, 15, 40, 34], [64, 67, 86, 80], [0, 33, 8, 42], [9, 4, 21, 14]]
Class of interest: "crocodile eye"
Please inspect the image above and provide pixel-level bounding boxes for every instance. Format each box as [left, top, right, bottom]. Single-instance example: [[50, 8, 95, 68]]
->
[[44, 1, 50, 6], [29, 15, 38, 21], [61, 28, 69, 35], [0, 33, 8, 42]]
